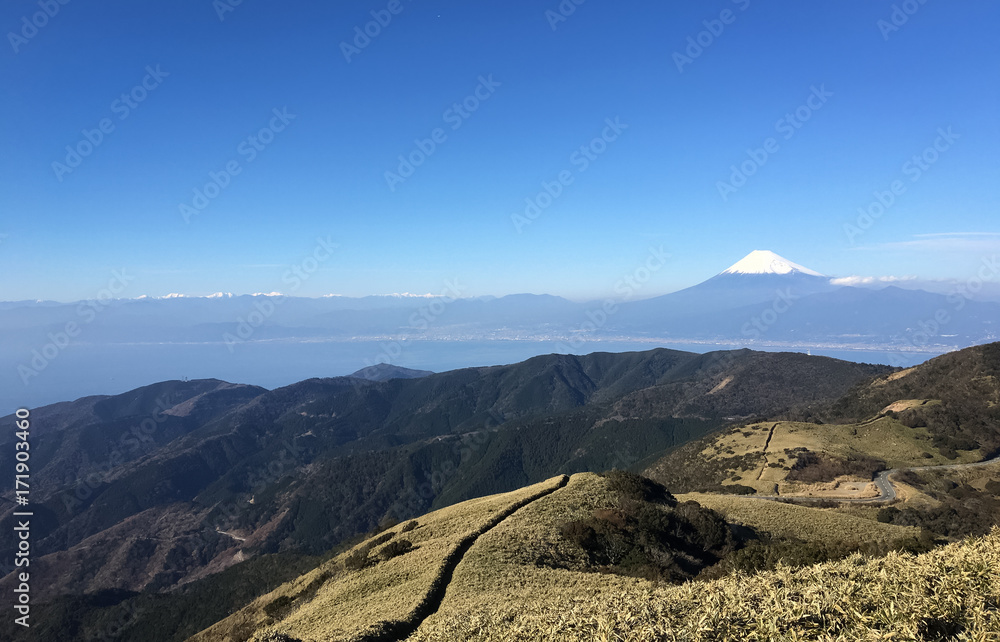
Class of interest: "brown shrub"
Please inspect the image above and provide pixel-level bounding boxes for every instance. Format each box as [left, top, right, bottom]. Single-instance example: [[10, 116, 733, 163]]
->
[[378, 539, 414, 561], [786, 450, 885, 483]]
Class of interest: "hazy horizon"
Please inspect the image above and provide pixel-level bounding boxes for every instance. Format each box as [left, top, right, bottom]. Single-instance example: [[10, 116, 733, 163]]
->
[[3, 2, 998, 303], [6, 248, 1000, 304]]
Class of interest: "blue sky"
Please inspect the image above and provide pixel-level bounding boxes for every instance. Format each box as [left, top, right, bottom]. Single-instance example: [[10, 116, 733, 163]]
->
[[2, 0, 998, 302]]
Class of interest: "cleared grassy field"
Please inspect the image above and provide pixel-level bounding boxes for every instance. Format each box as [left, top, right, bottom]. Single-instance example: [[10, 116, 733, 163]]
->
[[705, 416, 982, 494], [769, 417, 976, 468], [410, 528, 1000, 641], [678, 492, 920, 543], [188, 475, 568, 642]]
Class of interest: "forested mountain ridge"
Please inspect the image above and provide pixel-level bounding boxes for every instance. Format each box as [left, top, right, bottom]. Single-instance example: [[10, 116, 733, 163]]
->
[[0, 347, 888, 609], [646, 342, 1000, 496], [820, 342, 1000, 456]]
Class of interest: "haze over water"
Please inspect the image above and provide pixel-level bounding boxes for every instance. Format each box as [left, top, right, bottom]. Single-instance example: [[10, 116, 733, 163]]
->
[[1, 339, 940, 413]]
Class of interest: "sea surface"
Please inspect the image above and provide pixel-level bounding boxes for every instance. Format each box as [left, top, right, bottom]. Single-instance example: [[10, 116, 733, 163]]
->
[[0, 339, 945, 415]]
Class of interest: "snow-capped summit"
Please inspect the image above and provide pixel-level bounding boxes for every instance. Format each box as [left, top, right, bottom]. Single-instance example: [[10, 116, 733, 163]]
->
[[721, 250, 825, 277], [622, 249, 834, 319]]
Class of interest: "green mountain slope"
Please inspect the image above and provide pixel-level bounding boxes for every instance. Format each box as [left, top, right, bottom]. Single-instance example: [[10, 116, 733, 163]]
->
[[821, 342, 1000, 455], [645, 342, 1000, 496], [0, 347, 888, 610]]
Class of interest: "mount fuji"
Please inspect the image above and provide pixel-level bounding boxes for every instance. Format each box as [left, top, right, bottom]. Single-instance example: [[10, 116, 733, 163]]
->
[[720, 249, 825, 277], [612, 249, 999, 347], [619, 250, 837, 320]]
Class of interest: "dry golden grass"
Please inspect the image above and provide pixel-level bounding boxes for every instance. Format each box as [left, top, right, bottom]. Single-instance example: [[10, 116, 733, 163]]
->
[[409, 528, 1000, 641], [188, 475, 567, 642], [194, 472, 1000, 642], [701, 423, 771, 459], [677, 493, 919, 543], [734, 479, 779, 495], [887, 477, 942, 510], [875, 367, 916, 384], [411, 474, 922, 640], [410, 474, 657, 635], [764, 418, 978, 469], [914, 460, 1000, 491], [880, 398, 939, 414], [704, 417, 982, 494]]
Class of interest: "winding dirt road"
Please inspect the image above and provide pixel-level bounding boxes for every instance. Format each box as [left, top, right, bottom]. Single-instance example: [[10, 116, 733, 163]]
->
[[743, 454, 1000, 504], [857, 454, 1000, 503]]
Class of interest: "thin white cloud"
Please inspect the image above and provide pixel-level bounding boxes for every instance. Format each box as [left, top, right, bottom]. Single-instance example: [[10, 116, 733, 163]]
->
[[854, 232, 1000, 253], [828, 275, 1000, 301], [830, 275, 917, 287], [912, 232, 1000, 238]]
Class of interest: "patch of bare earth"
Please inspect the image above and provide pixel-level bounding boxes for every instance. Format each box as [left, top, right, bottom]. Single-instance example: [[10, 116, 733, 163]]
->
[[872, 368, 915, 386], [708, 376, 734, 395], [780, 476, 880, 499]]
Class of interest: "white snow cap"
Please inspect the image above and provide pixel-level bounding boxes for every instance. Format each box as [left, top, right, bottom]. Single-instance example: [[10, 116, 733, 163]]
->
[[721, 250, 825, 277]]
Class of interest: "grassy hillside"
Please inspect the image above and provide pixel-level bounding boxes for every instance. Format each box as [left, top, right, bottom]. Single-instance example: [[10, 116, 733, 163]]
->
[[678, 493, 920, 544], [179, 344, 998, 641], [190, 476, 569, 642], [411, 528, 1000, 641], [408, 476, 938, 641], [646, 414, 983, 498], [645, 341, 1000, 497], [184, 472, 970, 642], [195, 472, 744, 641], [8, 345, 993, 640], [819, 342, 1000, 455]]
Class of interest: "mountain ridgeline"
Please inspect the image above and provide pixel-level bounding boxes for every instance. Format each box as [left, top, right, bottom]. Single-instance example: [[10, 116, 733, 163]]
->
[[2, 343, 999, 639], [0, 346, 891, 623]]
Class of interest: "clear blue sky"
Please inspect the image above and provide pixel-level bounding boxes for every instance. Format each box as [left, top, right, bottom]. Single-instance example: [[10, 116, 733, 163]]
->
[[2, 0, 998, 302]]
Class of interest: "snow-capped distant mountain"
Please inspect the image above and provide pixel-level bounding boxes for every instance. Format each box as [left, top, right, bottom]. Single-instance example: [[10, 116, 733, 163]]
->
[[620, 250, 835, 320], [4, 248, 1000, 411], [611, 250, 1000, 345], [721, 250, 825, 277]]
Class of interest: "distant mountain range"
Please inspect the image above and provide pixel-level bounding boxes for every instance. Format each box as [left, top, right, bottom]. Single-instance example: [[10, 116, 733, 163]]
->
[[2, 250, 998, 410], [3, 250, 996, 348]]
